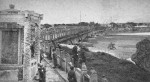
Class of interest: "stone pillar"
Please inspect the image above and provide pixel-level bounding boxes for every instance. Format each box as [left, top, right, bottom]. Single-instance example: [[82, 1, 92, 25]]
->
[[35, 24, 40, 63], [60, 50, 63, 68], [56, 48, 60, 66], [90, 68, 98, 82], [23, 23, 32, 82], [81, 63, 87, 82], [64, 58, 67, 72]]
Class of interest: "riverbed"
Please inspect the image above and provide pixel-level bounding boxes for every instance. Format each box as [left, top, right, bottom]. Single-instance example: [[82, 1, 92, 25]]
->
[[88, 34, 150, 59]]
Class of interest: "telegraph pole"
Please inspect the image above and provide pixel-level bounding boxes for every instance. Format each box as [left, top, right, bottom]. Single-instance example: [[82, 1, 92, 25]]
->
[[80, 11, 81, 22]]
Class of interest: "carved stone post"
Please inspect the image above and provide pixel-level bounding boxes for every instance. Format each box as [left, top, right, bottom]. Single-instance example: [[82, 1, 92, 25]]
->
[[64, 58, 67, 72], [56, 48, 60, 66], [59, 50, 62, 67], [81, 63, 87, 82], [23, 22, 32, 82], [35, 23, 40, 64], [82, 63, 87, 73], [90, 68, 98, 82]]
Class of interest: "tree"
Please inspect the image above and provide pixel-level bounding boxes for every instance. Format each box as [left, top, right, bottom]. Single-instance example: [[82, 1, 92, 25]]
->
[[110, 22, 118, 27], [43, 23, 52, 28], [126, 22, 137, 26], [78, 22, 89, 26]]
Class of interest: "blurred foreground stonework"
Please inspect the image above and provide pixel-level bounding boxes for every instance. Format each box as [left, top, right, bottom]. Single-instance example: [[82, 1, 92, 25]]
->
[[0, 4, 43, 82], [132, 38, 150, 72]]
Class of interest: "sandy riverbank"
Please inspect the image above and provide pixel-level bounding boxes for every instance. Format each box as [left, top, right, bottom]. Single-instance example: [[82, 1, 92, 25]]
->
[[87, 34, 148, 59], [108, 32, 150, 36]]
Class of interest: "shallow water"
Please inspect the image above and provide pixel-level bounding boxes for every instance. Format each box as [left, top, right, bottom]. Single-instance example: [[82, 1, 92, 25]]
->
[[88, 35, 149, 59]]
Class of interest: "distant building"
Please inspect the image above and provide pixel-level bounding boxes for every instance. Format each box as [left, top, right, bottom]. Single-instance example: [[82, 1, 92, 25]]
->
[[0, 4, 43, 82], [134, 25, 150, 32], [134, 25, 148, 28]]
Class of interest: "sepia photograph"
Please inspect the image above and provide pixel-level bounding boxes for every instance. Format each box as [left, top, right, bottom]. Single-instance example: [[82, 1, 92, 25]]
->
[[0, 0, 150, 82]]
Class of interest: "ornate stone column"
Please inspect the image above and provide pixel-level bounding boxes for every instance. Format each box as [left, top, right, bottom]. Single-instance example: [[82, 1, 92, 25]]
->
[[35, 23, 40, 63], [23, 22, 32, 82], [81, 63, 87, 82]]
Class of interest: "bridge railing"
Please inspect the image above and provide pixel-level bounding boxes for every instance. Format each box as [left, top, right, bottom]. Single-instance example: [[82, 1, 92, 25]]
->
[[40, 26, 95, 42]]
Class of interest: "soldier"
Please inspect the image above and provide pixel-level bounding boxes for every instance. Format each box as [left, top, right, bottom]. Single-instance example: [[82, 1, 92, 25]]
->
[[68, 66, 77, 82], [78, 48, 86, 68], [48, 47, 52, 60], [72, 46, 78, 67], [40, 49, 44, 63], [42, 66, 46, 82], [52, 48, 57, 68], [30, 41, 35, 57], [38, 65, 46, 82]]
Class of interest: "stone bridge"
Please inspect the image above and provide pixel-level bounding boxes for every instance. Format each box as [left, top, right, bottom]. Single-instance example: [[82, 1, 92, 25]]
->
[[40, 26, 100, 52], [40, 26, 101, 82]]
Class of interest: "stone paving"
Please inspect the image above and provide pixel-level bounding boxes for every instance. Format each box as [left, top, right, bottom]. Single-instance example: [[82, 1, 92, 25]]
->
[[32, 59, 64, 82], [45, 64, 62, 82], [33, 58, 68, 82]]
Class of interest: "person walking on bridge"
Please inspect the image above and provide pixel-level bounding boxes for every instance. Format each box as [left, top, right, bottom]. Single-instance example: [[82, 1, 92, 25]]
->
[[52, 48, 57, 68], [68, 66, 77, 82], [40, 49, 44, 63], [38, 64, 46, 82], [78, 47, 86, 68], [72, 46, 78, 67]]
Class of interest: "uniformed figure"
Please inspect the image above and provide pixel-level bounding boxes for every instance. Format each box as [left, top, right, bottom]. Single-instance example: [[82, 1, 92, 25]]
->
[[40, 49, 44, 63], [72, 46, 78, 67], [78, 48, 86, 68], [48, 47, 52, 60], [68, 66, 77, 82], [38, 65, 46, 82], [52, 48, 57, 68], [30, 41, 35, 57], [101, 75, 108, 82]]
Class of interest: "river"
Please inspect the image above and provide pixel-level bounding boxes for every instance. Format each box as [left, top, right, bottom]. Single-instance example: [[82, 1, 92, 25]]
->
[[88, 33, 150, 59]]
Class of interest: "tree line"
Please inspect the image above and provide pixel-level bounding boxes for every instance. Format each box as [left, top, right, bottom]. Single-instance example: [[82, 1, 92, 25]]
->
[[42, 22, 101, 28]]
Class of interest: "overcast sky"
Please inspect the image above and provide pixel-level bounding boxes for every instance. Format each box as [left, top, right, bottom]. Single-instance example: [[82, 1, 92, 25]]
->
[[0, 0, 150, 24]]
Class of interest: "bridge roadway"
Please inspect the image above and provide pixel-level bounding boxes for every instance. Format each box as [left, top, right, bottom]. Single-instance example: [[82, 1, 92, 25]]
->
[[33, 58, 67, 82]]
